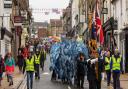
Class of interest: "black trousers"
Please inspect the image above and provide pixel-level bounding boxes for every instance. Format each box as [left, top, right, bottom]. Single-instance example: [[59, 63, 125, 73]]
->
[[113, 72, 120, 89], [51, 69, 56, 80], [106, 70, 111, 86], [77, 75, 85, 88], [35, 64, 40, 79], [40, 60, 44, 71], [88, 80, 96, 89], [95, 79, 101, 89], [18, 65, 23, 72]]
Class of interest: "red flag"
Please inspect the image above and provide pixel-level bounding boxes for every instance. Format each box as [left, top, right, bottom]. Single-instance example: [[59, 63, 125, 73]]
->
[[95, 2, 104, 45]]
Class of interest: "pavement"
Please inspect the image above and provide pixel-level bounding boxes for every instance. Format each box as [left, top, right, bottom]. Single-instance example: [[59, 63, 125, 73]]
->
[[0, 67, 24, 89]]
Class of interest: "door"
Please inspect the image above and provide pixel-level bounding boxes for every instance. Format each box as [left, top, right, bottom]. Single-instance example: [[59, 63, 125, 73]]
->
[[125, 34, 128, 72]]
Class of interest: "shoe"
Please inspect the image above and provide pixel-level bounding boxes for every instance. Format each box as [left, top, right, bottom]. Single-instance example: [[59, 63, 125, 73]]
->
[[11, 81, 13, 85], [9, 83, 12, 86], [81, 86, 84, 89]]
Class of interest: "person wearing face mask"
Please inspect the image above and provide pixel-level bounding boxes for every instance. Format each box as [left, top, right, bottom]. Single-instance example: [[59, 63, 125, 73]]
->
[[76, 53, 86, 89], [23, 52, 35, 89], [110, 49, 123, 89], [34, 48, 41, 80]]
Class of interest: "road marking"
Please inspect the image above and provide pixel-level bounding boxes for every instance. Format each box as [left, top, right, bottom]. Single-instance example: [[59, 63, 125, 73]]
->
[[68, 86, 71, 89], [42, 72, 50, 75]]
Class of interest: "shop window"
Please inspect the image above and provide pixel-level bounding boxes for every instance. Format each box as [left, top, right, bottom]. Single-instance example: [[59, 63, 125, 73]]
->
[[5, 39, 10, 53]]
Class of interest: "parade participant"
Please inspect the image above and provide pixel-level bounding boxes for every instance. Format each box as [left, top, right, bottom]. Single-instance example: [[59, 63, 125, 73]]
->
[[76, 53, 86, 89], [34, 48, 41, 79], [87, 50, 104, 89], [0, 54, 5, 86], [104, 51, 111, 87], [51, 69, 57, 81], [111, 49, 122, 89], [5, 53, 15, 86], [17, 50, 24, 73], [95, 52, 104, 89], [100, 50, 105, 81], [86, 54, 96, 89], [23, 52, 35, 89]]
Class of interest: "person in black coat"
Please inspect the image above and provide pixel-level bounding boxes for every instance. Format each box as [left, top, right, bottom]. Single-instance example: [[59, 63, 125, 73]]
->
[[95, 56, 104, 89], [86, 53, 104, 89], [86, 56, 97, 89], [17, 51, 24, 73], [76, 53, 86, 89]]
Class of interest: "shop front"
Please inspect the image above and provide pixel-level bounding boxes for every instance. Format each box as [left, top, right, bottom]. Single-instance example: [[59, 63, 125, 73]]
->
[[103, 17, 118, 51], [120, 28, 128, 73]]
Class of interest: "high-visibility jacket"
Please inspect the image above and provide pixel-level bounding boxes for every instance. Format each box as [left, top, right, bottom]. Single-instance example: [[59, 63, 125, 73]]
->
[[112, 55, 121, 71], [26, 57, 34, 71], [105, 57, 111, 70], [35, 54, 41, 64]]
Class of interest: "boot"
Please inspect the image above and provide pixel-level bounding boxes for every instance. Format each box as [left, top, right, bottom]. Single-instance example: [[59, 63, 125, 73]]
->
[[9, 82, 12, 86], [11, 81, 13, 85], [0, 81, 1, 86]]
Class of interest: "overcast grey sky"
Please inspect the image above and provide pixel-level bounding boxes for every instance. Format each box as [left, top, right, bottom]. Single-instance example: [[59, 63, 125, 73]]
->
[[29, 0, 70, 22]]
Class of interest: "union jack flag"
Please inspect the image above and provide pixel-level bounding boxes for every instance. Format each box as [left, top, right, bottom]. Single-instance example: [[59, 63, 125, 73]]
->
[[95, 1, 104, 45]]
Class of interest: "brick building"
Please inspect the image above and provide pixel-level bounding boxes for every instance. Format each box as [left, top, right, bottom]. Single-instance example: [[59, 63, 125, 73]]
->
[[38, 28, 48, 38], [50, 19, 63, 36], [33, 22, 49, 38]]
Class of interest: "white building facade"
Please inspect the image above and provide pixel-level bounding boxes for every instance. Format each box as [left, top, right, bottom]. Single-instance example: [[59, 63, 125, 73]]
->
[[71, 0, 79, 28], [0, 0, 12, 57]]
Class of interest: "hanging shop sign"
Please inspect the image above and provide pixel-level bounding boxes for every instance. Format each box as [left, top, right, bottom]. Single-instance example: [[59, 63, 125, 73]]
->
[[14, 16, 23, 26], [101, 8, 108, 14]]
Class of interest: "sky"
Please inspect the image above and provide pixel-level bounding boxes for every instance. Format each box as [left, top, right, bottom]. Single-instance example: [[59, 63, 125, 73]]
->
[[29, 0, 70, 22]]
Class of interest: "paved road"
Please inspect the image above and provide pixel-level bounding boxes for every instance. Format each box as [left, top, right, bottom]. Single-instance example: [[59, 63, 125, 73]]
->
[[33, 54, 108, 89]]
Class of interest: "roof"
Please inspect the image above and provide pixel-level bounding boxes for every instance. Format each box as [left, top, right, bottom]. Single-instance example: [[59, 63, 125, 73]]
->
[[50, 19, 62, 27]]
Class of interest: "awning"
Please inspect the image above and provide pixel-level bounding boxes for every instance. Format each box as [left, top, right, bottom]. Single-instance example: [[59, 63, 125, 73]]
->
[[1, 27, 13, 40], [82, 27, 88, 36]]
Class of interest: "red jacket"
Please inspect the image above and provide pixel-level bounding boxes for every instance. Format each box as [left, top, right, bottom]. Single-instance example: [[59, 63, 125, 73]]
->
[[23, 47, 29, 58]]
